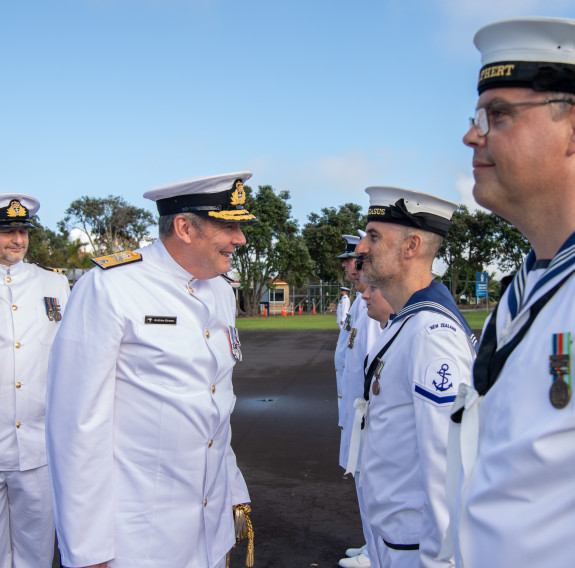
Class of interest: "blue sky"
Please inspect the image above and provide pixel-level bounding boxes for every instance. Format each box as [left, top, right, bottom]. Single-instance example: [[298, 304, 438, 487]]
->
[[2, 0, 575, 234]]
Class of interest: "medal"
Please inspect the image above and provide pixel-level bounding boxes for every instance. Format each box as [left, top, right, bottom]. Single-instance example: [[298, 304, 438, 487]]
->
[[344, 314, 352, 331], [371, 358, 384, 396], [550, 378, 571, 409], [43, 297, 62, 322], [549, 332, 572, 409], [228, 326, 242, 361], [347, 328, 357, 349]]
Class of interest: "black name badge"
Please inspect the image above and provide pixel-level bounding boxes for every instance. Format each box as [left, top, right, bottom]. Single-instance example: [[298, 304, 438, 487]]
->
[[145, 316, 177, 325]]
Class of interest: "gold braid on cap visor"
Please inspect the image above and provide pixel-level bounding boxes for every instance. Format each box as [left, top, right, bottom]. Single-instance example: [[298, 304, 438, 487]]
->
[[208, 209, 257, 221]]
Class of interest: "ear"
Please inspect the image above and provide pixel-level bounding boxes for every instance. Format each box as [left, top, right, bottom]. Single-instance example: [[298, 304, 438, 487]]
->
[[173, 215, 195, 244], [566, 105, 575, 157], [403, 233, 423, 258]]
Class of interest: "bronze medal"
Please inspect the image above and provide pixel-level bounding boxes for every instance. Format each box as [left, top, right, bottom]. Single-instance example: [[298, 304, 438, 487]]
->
[[372, 379, 380, 396], [550, 379, 571, 409], [53, 310, 62, 322]]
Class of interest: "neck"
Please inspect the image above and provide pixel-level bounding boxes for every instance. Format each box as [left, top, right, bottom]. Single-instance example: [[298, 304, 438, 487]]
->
[[384, 271, 433, 314]]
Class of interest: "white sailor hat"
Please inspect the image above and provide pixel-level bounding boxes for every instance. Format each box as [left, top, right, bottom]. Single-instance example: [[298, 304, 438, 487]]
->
[[338, 234, 361, 259], [474, 17, 575, 94], [340, 286, 350, 292], [144, 171, 257, 222], [365, 186, 457, 237], [0, 193, 39, 229]]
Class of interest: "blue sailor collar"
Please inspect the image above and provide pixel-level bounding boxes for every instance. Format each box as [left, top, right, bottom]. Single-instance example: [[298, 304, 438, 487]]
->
[[508, 231, 575, 319], [392, 280, 478, 350]]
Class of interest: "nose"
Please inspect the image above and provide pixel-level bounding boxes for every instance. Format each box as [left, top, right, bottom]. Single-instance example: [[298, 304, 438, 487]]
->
[[361, 286, 370, 301], [355, 236, 368, 255], [232, 225, 247, 246], [463, 124, 484, 148]]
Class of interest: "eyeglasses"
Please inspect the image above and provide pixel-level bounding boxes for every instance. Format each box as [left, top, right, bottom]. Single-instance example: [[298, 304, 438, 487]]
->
[[469, 99, 575, 136]]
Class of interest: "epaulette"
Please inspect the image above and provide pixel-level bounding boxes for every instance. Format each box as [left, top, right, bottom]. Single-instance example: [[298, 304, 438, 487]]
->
[[91, 251, 142, 270], [220, 273, 234, 284], [33, 263, 66, 274]]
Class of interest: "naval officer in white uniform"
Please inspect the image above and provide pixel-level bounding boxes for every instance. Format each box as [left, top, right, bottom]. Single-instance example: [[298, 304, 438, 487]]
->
[[337, 287, 351, 329], [0, 193, 69, 568], [46, 173, 255, 568], [445, 17, 575, 568], [355, 187, 476, 568]]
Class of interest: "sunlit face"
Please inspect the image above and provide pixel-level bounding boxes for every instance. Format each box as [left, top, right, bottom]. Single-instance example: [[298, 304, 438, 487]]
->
[[341, 256, 360, 286], [362, 284, 394, 325], [355, 222, 404, 296], [463, 87, 572, 224], [0, 227, 29, 266], [189, 219, 246, 279]]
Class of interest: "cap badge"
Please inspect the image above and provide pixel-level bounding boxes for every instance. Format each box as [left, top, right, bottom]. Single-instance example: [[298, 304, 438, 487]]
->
[[6, 200, 27, 218], [230, 179, 246, 206]]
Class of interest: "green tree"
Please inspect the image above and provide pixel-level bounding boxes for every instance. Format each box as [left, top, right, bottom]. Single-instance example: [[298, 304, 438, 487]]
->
[[59, 196, 156, 255], [26, 216, 69, 267], [490, 215, 531, 274], [231, 185, 315, 316], [66, 239, 94, 284], [302, 203, 367, 283], [438, 206, 498, 302]]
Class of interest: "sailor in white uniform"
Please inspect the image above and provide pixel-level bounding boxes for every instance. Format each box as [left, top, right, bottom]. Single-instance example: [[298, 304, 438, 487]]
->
[[355, 187, 476, 568], [335, 236, 361, 423], [338, 275, 390, 568], [337, 287, 351, 329], [445, 18, 575, 568], [46, 173, 255, 568], [0, 193, 69, 568]]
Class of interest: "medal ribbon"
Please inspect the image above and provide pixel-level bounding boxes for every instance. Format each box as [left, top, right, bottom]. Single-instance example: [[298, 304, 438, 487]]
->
[[551, 332, 572, 389]]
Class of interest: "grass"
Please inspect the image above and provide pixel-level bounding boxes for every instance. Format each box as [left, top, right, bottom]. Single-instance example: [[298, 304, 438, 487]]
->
[[236, 310, 492, 331]]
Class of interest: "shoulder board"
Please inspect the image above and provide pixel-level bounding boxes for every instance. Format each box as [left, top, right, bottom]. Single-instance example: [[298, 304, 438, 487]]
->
[[91, 251, 142, 270], [220, 273, 234, 284], [33, 263, 66, 274]]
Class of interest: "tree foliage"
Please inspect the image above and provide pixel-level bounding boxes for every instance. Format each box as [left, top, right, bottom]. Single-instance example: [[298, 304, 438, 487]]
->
[[26, 216, 69, 267], [231, 185, 315, 316], [59, 195, 156, 255], [302, 203, 367, 283]]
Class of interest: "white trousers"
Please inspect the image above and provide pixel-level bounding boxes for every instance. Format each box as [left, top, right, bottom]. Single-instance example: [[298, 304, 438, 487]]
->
[[355, 476, 376, 562], [0, 466, 55, 568], [372, 528, 419, 568]]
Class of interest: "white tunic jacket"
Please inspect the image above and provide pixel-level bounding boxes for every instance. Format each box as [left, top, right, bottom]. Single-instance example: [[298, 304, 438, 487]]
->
[[46, 239, 249, 568], [362, 282, 475, 568], [339, 298, 381, 470], [335, 293, 360, 426], [0, 261, 69, 471], [455, 241, 575, 568], [337, 294, 351, 328]]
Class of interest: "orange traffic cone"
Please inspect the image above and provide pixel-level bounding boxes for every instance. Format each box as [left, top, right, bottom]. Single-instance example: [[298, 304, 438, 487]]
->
[[264, 305, 268, 316], [291, 305, 294, 316], [298, 304, 302, 315], [312, 301, 316, 314]]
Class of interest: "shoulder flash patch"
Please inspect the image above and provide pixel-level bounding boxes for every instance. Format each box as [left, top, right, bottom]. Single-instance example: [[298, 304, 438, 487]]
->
[[92, 251, 142, 270], [33, 263, 66, 274]]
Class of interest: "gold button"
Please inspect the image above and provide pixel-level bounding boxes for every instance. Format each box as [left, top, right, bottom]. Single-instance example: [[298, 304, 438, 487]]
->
[[15, 382, 21, 389], [6, 277, 11, 284], [337, 394, 342, 399], [208, 440, 213, 448], [16, 422, 21, 429], [11, 305, 17, 311], [14, 342, 21, 349], [205, 330, 210, 339], [211, 385, 216, 394], [203, 498, 207, 507], [188, 286, 194, 294]]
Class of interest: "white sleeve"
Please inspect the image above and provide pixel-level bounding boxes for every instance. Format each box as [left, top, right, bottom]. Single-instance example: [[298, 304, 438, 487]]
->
[[410, 321, 474, 568], [46, 270, 121, 567]]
